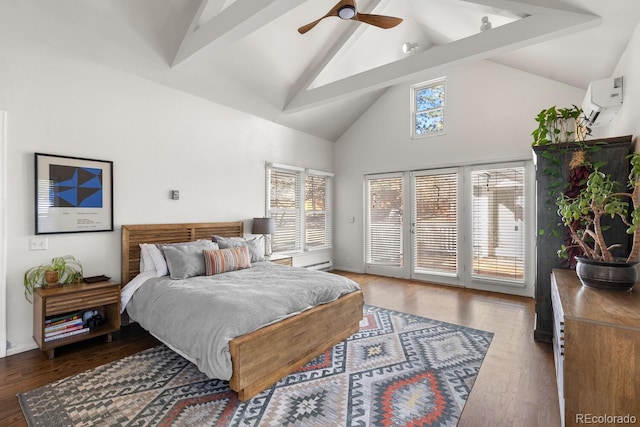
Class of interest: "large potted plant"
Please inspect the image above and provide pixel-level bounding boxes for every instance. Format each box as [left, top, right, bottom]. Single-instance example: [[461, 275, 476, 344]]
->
[[23, 255, 83, 302], [556, 152, 640, 290]]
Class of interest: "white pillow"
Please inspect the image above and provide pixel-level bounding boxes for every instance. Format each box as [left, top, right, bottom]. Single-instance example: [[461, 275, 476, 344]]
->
[[139, 244, 156, 273], [139, 243, 169, 277], [148, 244, 169, 276]]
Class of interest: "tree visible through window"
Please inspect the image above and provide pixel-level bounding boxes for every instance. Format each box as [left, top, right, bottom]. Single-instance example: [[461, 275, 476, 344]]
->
[[413, 79, 445, 138]]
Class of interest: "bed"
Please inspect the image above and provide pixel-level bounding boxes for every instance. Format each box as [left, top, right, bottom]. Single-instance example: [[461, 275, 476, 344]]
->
[[121, 221, 363, 401]]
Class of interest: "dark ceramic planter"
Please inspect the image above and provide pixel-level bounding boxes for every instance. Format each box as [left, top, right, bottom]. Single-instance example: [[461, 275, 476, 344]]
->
[[575, 256, 639, 291]]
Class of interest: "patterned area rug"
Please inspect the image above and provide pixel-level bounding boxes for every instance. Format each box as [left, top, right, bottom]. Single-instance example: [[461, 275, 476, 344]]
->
[[18, 305, 493, 426]]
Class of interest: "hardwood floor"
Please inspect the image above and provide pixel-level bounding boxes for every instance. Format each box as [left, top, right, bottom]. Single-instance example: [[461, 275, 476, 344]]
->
[[0, 323, 159, 426], [0, 272, 560, 427], [336, 272, 561, 427]]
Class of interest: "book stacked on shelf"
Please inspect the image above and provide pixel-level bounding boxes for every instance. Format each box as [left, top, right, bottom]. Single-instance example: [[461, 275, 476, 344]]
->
[[44, 312, 90, 342]]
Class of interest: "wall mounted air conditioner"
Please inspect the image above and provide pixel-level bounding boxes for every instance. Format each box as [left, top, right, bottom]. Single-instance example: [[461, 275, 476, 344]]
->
[[581, 76, 623, 127]]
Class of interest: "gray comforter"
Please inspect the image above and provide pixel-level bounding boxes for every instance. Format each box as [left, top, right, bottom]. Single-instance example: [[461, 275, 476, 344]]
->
[[125, 262, 361, 380]]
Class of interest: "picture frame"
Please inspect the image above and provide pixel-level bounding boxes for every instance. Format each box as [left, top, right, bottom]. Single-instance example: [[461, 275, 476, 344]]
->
[[35, 153, 114, 234]]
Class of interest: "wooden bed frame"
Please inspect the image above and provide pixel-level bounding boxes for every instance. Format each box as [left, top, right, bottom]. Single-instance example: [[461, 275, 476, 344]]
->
[[121, 221, 363, 401]]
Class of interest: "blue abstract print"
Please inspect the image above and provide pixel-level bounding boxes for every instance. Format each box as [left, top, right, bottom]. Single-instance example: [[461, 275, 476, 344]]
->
[[49, 164, 103, 208]]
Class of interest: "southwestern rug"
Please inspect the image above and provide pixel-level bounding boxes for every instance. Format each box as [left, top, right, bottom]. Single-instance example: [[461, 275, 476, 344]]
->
[[18, 305, 493, 427]]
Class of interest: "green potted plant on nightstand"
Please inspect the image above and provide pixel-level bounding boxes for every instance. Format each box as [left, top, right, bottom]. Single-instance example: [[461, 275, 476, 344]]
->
[[23, 255, 83, 302]]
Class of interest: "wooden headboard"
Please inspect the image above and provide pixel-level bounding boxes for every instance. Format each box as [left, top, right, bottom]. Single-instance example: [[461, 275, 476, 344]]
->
[[121, 221, 244, 284]]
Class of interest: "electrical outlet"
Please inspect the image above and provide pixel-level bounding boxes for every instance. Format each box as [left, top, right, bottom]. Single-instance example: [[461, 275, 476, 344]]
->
[[171, 190, 180, 200]]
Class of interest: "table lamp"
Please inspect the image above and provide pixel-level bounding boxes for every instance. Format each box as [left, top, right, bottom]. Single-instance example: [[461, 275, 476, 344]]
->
[[252, 217, 275, 257]]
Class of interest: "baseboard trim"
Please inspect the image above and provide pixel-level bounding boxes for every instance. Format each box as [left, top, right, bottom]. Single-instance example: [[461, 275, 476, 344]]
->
[[6, 341, 38, 356], [331, 266, 363, 274]]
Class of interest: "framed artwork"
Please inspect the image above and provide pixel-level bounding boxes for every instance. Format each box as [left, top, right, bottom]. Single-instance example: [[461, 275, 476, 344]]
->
[[35, 153, 114, 234]]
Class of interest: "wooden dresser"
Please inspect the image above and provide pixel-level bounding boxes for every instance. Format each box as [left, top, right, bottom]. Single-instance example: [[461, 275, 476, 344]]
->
[[551, 269, 640, 426]]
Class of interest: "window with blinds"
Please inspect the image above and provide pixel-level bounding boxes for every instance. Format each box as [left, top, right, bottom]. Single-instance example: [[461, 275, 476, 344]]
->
[[365, 175, 403, 266], [269, 168, 301, 252], [267, 164, 332, 254], [413, 172, 458, 275], [305, 174, 332, 249], [471, 166, 525, 281]]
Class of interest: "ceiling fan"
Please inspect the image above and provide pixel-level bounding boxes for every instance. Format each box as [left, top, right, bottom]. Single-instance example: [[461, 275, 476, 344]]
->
[[298, 0, 403, 34]]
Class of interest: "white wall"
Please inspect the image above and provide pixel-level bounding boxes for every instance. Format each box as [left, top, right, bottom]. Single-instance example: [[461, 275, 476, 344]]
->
[[600, 21, 640, 145], [333, 60, 586, 291], [0, 37, 333, 355]]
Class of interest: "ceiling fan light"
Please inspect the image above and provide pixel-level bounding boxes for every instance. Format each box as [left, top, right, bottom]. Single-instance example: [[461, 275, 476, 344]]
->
[[338, 5, 356, 20]]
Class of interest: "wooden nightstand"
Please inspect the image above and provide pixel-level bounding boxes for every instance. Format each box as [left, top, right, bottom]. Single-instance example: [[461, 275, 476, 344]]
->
[[33, 281, 121, 359], [268, 255, 293, 266]]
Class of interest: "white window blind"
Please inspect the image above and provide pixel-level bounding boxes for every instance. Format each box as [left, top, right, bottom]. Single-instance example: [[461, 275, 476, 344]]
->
[[365, 174, 403, 266], [267, 164, 332, 254], [305, 174, 332, 249], [471, 166, 525, 281], [413, 172, 458, 275], [269, 167, 301, 252]]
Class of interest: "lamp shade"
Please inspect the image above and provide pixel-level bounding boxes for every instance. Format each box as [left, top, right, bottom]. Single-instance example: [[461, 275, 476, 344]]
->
[[252, 217, 275, 235]]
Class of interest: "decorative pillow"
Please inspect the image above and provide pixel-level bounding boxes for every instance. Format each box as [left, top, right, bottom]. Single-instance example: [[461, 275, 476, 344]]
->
[[203, 246, 252, 275], [212, 235, 265, 262], [160, 241, 218, 280]]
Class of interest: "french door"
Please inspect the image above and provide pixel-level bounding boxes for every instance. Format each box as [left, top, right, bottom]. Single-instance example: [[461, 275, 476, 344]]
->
[[365, 162, 532, 292], [364, 173, 405, 278], [410, 169, 460, 285]]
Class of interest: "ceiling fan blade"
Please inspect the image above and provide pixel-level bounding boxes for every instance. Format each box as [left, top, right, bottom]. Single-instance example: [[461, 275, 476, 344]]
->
[[298, 18, 324, 34], [298, 0, 356, 34], [354, 13, 403, 29]]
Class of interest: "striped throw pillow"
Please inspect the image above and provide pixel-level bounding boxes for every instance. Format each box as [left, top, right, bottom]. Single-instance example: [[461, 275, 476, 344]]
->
[[203, 246, 251, 275]]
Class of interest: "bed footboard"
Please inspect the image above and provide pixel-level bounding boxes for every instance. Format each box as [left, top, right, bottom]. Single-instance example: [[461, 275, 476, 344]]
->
[[229, 289, 364, 401]]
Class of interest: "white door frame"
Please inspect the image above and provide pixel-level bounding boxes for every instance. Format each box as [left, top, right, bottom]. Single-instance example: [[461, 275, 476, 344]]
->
[[0, 111, 7, 358]]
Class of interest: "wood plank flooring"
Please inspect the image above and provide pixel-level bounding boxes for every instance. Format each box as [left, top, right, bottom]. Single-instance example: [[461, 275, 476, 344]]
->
[[0, 272, 560, 426]]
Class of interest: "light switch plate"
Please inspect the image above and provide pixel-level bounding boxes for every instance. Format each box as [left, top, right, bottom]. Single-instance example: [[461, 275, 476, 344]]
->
[[29, 237, 48, 251]]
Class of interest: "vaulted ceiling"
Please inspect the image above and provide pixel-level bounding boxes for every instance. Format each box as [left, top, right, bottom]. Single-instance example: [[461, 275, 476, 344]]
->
[[6, 0, 640, 141]]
